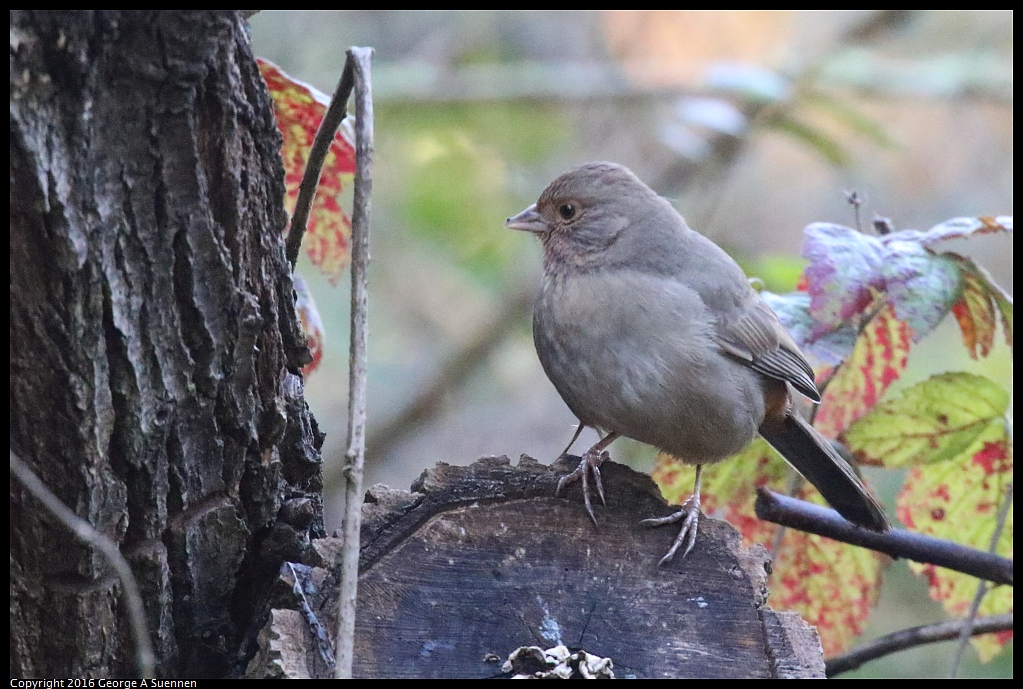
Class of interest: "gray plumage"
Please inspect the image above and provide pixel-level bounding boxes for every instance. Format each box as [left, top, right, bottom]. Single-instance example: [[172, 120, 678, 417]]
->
[[507, 162, 888, 561]]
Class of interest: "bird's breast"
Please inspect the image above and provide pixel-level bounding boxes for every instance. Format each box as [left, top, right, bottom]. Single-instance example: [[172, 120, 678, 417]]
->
[[533, 270, 766, 463]]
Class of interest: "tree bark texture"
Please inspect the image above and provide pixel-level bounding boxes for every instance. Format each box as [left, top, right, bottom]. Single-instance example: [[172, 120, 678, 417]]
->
[[10, 11, 323, 678]]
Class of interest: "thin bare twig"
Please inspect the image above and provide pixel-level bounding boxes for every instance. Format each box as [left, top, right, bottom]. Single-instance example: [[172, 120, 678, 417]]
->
[[949, 482, 1013, 677], [825, 613, 1013, 676], [287, 562, 335, 670], [336, 46, 374, 680], [10, 450, 156, 678], [845, 189, 864, 233], [284, 58, 356, 269], [755, 489, 1013, 586]]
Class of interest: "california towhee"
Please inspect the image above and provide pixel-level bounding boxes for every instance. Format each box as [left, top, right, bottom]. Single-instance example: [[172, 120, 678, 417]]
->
[[506, 162, 889, 565]]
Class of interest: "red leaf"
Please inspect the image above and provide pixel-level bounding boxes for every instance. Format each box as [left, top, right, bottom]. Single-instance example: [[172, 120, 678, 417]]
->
[[815, 307, 909, 440], [258, 58, 355, 282]]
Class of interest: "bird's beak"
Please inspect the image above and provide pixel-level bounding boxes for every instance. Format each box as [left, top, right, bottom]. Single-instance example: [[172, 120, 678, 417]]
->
[[505, 204, 549, 234]]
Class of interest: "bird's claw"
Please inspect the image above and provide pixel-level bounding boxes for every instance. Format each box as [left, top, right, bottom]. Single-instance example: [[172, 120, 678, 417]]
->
[[641, 495, 701, 566], [556, 449, 609, 525]]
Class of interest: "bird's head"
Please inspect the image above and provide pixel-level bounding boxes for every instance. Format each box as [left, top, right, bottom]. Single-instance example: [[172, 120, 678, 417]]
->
[[505, 162, 682, 273]]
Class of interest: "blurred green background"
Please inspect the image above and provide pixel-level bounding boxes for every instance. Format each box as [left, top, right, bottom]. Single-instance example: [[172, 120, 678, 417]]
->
[[250, 11, 1012, 678]]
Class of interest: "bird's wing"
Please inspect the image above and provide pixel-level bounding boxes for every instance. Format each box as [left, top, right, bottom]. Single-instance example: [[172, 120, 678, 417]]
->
[[714, 296, 821, 403], [667, 231, 820, 402]]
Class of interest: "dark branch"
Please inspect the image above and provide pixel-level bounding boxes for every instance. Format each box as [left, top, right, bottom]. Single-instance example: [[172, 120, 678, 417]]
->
[[755, 489, 1013, 586], [825, 613, 1013, 676], [284, 57, 356, 268]]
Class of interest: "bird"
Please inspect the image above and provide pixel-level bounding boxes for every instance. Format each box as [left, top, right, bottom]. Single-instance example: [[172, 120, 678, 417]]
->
[[505, 161, 889, 565]]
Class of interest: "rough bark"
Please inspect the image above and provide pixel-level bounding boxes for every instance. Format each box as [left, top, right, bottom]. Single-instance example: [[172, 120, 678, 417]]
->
[[10, 10, 323, 678]]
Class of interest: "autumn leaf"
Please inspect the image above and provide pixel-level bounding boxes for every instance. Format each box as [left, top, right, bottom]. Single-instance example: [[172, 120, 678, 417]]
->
[[814, 306, 910, 439], [897, 423, 1013, 660], [258, 58, 355, 281], [770, 527, 886, 657], [801, 223, 886, 336], [842, 373, 1010, 469], [656, 216, 1012, 663], [952, 265, 1000, 358], [801, 216, 1012, 344], [879, 241, 961, 340], [293, 272, 324, 376], [947, 255, 1014, 358], [761, 291, 858, 367], [654, 440, 787, 549], [843, 371, 1013, 659], [653, 442, 886, 656], [905, 215, 1013, 246], [995, 290, 1014, 351]]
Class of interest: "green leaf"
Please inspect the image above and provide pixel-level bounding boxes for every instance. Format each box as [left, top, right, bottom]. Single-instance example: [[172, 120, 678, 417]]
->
[[742, 253, 807, 293], [803, 90, 898, 149], [842, 373, 1010, 468], [768, 112, 851, 167]]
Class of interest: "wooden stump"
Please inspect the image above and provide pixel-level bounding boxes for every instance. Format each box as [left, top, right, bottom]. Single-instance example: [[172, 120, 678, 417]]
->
[[244, 455, 824, 678]]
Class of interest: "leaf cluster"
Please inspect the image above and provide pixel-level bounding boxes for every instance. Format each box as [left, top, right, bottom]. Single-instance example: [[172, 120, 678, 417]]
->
[[655, 216, 1013, 658]]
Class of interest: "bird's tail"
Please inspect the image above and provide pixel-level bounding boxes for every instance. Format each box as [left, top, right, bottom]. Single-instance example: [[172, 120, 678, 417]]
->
[[759, 413, 890, 532]]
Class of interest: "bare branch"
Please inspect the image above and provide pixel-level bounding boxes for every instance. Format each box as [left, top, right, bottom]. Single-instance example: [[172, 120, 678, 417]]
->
[[284, 57, 356, 269], [10, 450, 156, 678], [755, 489, 1013, 586], [825, 613, 1013, 676], [336, 46, 374, 680]]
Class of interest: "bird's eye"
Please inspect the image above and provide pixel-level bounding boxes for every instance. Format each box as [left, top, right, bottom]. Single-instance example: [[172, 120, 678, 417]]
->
[[558, 203, 577, 221]]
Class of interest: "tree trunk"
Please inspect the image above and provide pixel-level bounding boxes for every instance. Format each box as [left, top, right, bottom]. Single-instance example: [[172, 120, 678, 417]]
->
[[10, 10, 324, 678]]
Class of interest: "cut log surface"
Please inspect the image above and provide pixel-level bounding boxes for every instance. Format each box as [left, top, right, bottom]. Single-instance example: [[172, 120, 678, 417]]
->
[[246, 455, 825, 679]]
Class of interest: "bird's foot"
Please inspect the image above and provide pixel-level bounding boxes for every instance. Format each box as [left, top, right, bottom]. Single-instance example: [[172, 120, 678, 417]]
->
[[641, 494, 701, 566], [556, 448, 609, 525]]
